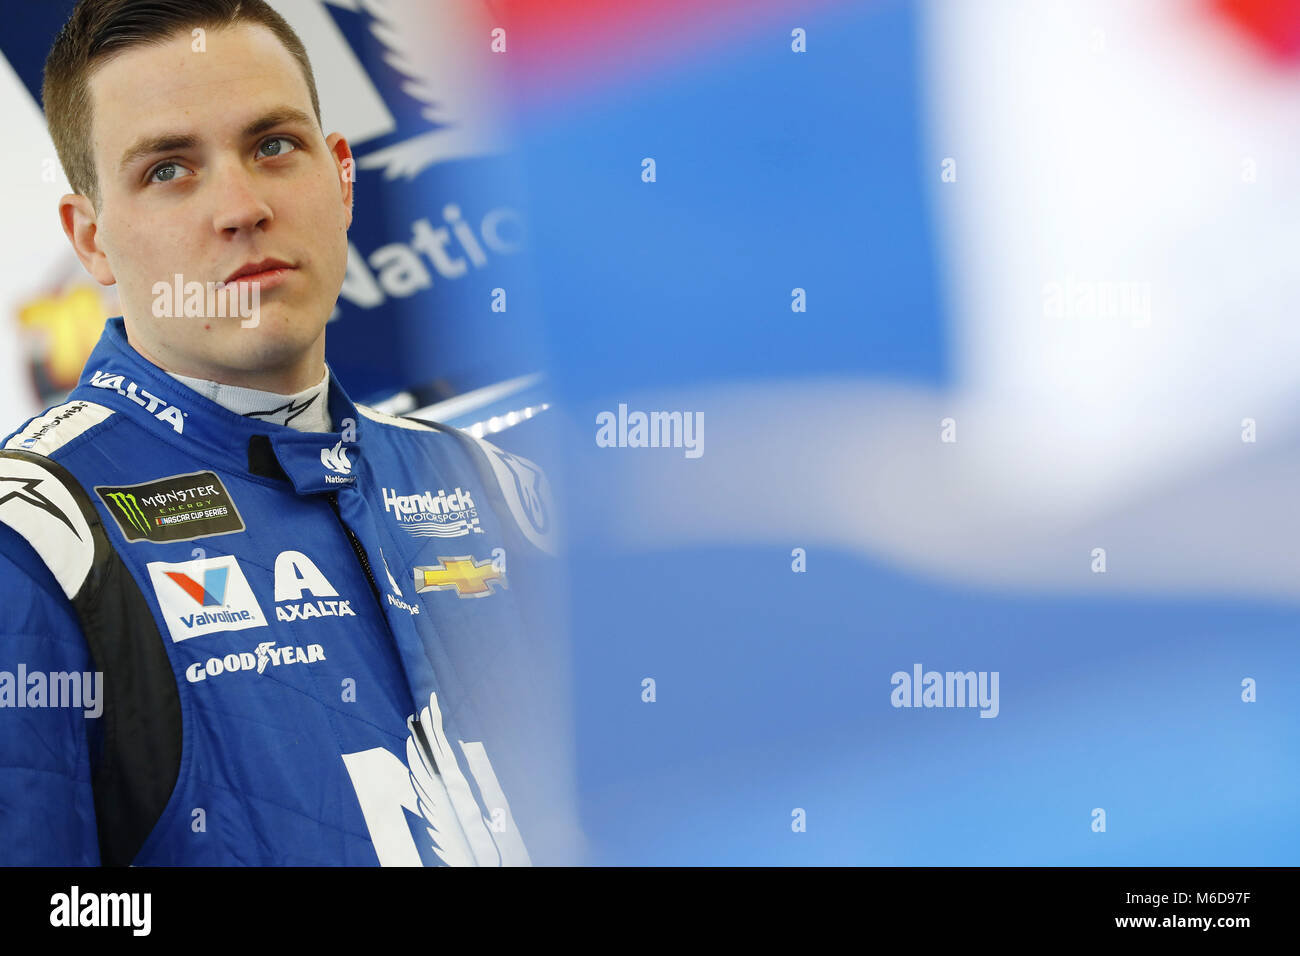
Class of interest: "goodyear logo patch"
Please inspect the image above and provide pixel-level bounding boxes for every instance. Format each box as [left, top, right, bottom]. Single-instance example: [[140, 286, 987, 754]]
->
[[95, 471, 245, 544]]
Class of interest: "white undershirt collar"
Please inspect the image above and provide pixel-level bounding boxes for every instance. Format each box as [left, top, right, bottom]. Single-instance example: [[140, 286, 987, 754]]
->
[[165, 368, 332, 433]]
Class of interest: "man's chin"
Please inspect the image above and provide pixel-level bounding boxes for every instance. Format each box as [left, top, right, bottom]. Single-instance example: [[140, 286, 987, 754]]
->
[[204, 306, 326, 343], [180, 325, 325, 384]]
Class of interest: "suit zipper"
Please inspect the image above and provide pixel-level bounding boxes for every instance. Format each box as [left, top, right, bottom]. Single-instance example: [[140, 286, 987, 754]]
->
[[327, 492, 384, 610]]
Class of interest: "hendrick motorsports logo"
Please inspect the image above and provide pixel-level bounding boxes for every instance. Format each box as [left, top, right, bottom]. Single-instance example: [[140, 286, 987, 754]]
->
[[382, 486, 481, 538], [414, 555, 505, 599], [96, 471, 244, 543]]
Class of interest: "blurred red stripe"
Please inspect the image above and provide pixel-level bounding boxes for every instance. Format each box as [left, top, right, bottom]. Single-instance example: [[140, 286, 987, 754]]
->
[[495, 0, 845, 101], [1213, 0, 1300, 62], [500, 0, 764, 56]]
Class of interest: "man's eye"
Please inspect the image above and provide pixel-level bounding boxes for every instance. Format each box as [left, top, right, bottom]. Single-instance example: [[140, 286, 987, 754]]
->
[[258, 136, 298, 158], [148, 162, 192, 184]]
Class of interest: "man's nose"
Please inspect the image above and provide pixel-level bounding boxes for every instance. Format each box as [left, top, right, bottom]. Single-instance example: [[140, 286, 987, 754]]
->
[[210, 160, 274, 234]]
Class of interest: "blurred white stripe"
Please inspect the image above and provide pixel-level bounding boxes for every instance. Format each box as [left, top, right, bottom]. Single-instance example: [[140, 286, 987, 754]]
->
[[922, 0, 1300, 514], [577, 378, 1300, 601]]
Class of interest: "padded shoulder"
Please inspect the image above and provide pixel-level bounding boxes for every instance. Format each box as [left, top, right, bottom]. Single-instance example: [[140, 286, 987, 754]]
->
[[459, 433, 557, 556], [358, 404, 558, 554], [4, 399, 115, 457], [356, 403, 436, 432], [0, 449, 104, 600]]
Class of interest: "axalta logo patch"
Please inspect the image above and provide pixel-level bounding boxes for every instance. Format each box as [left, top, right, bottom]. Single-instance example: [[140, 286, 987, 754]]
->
[[185, 640, 327, 684], [273, 550, 357, 622], [382, 487, 481, 538], [414, 555, 506, 599], [88, 371, 186, 434], [146, 555, 267, 642]]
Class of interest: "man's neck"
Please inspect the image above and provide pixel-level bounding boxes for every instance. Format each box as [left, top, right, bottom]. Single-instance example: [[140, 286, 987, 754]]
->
[[165, 368, 333, 432], [124, 324, 326, 394]]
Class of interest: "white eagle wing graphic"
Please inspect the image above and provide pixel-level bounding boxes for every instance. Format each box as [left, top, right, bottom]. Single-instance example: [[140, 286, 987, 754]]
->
[[405, 708, 477, 867], [343, 0, 510, 180]]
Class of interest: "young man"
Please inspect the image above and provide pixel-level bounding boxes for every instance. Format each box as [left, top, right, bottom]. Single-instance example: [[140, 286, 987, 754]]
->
[[0, 0, 579, 865]]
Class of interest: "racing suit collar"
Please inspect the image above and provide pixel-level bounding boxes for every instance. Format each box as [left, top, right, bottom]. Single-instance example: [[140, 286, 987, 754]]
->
[[166, 367, 332, 433], [76, 316, 364, 494]]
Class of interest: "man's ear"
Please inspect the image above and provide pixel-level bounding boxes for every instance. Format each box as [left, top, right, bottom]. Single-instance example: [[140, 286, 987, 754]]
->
[[326, 132, 354, 230], [59, 194, 116, 286]]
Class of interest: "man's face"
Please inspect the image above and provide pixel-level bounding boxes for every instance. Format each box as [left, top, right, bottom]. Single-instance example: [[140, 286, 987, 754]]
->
[[77, 23, 352, 385]]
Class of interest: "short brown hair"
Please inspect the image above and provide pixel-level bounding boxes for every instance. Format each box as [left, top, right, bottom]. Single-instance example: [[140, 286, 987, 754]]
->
[[43, 0, 322, 210]]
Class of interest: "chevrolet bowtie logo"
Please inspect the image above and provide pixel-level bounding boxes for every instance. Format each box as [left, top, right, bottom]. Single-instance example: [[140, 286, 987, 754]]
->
[[413, 556, 505, 599]]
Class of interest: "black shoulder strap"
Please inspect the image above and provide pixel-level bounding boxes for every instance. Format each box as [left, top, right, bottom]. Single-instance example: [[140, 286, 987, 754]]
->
[[0, 449, 182, 866]]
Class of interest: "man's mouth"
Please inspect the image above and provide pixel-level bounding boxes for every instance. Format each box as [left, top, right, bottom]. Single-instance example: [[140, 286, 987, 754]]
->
[[224, 258, 296, 284]]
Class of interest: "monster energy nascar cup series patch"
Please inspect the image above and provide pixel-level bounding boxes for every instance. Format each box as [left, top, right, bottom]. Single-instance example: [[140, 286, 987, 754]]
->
[[95, 471, 245, 543]]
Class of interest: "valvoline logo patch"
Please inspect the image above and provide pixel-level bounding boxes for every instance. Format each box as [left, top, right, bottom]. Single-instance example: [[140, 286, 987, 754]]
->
[[146, 555, 268, 643], [165, 565, 229, 606]]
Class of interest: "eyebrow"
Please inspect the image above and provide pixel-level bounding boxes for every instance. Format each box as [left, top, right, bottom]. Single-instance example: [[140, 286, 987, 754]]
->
[[117, 107, 316, 174]]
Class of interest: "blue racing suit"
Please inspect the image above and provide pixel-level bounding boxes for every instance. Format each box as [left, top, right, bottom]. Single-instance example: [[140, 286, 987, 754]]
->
[[0, 316, 582, 865]]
